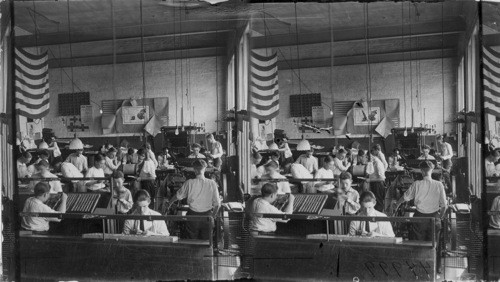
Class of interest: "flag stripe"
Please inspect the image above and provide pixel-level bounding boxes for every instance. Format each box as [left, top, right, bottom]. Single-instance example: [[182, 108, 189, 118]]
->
[[250, 61, 277, 72], [251, 89, 279, 101], [249, 49, 279, 121], [16, 48, 47, 61], [14, 48, 50, 119], [483, 46, 500, 118]]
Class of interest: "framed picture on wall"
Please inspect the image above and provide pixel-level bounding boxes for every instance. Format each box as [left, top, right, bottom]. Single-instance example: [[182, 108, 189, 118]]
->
[[353, 107, 380, 126], [122, 106, 150, 124]]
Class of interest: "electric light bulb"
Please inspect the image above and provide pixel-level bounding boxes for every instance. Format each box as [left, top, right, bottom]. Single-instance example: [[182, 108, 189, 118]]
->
[[181, 125, 185, 132], [403, 128, 408, 137], [411, 127, 414, 133], [99, 108, 103, 115], [175, 127, 179, 135], [330, 110, 334, 116]]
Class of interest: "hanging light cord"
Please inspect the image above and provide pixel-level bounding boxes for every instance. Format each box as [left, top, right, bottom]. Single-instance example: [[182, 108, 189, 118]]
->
[[140, 0, 146, 135], [329, 3, 334, 116], [402, 2, 407, 129], [215, 5, 219, 134], [441, 2, 445, 133], [66, 0, 75, 94], [408, 2, 413, 130], [180, 8, 184, 128], [294, 3, 303, 121], [364, 3, 372, 142], [111, 0, 116, 115], [174, 7, 178, 127]]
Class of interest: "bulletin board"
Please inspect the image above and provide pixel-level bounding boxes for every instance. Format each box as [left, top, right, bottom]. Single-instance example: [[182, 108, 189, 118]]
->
[[58, 92, 90, 116]]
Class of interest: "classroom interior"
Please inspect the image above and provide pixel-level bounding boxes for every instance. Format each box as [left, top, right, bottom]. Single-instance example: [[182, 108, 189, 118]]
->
[[0, 0, 498, 281]]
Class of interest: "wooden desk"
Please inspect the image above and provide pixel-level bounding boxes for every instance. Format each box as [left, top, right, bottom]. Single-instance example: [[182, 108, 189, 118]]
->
[[20, 234, 215, 281], [252, 235, 435, 281]]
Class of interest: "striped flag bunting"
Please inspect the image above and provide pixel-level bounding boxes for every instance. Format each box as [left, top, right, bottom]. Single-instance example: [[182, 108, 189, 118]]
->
[[483, 46, 500, 117], [249, 49, 279, 120], [15, 48, 50, 119]]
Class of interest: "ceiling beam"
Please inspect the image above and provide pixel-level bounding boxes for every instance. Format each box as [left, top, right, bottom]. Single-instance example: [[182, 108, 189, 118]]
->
[[277, 48, 457, 70], [252, 18, 464, 49], [15, 20, 240, 47], [48, 46, 227, 68]]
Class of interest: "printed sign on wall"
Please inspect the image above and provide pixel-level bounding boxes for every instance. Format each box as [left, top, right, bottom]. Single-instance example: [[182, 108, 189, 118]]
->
[[122, 106, 150, 124], [353, 107, 380, 126]]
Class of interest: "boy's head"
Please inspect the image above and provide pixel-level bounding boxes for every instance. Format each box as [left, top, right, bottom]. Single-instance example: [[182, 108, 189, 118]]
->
[[128, 148, 135, 155], [192, 143, 201, 155], [306, 148, 314, 157], [107, 147, 117, 158], [422, 145, 431, 155], [323, 156, 334, 170], [339, 171, 352, 190], [192, 159, 208, 175], [133, 189, 151, 214], [34, 182, 51, 202], [137, 149, 146, 161], [360, 191, 376, 209], [94, 154, 106, 169], [436, 135, 444, 145], [336, 149, 347, 160], [264, 160, 279, 174], [270, 151, 280, 161], [206, 134, 215, 143], [419, 160, 434, 174], [112, 170, 125, 190], [39, 150, 50, 160], [261, 183, 278, 201], [36, 160, 50, 173], [19, 151, 32, 164], [252, 151, 262, 165]]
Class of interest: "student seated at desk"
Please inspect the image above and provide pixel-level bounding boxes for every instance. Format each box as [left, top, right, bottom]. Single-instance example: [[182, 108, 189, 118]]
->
[[250, 151, 265, 179], [21, 182, 67, 233], [313, 156, 336, 193], [261, 160, 291, 195], [295, 148, 318, 175], [58, 161, 85, 192], [418, 145, 436, 160], [104, 147, 120, 176], [249, 183, 295, 234], [486, 149, 500, 177], [123, 189, 169, 236], [332, 149, 351, 177], [112, 171, 133, 214], [126, 148, 139, 164], [188, 143, 206, 159], [157, 147, 173, 169], [30, 160, 63, 194], [65, 148, 88, 174], [85, 154, 108, 192], [338, 172, 360, 215], [349, 191, 395, 237], [490, 195, 500, 229], [17, 151, 33, 178], [172, 159, 220, 240], [33, 150, 50, 168]]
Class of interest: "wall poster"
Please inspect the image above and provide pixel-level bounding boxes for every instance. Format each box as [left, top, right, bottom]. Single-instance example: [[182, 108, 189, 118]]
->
[[121, 106, 150, 124], [353, 107, 381, 126]]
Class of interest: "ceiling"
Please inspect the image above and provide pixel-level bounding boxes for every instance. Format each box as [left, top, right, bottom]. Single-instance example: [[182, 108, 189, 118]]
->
[[12, 0, 485, 68]]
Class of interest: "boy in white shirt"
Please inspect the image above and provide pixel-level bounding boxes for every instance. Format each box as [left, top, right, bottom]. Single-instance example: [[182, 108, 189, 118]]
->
[[85, 154, 108, 192], [261, 161, 291, 194], [104, 147, 120, 176], [173, 159, 220, 240], [418, 145, 436, 160], [338, 172, 360, 215], [249, 183, 295, 233], [17, 151, 33, 178], [188, 143, 206, 159], [332, 149, 351, 176], [295, 149, 318, 175], [65, 149, 88, 174], [112, 171, 133, 214], [136, 149, 157, 207], [349, 191, 395, 237], [22, 182, 68, 233], [123, 189, 169, 236], [30, 160, 63, 194], [314, 156, 336, 193], [486, 149, 500, 177]]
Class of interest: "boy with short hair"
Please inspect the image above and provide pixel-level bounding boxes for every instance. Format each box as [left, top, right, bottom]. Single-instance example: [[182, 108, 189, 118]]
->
[[85, 154, 107, 192], [112, 171, 133, 214], [261, 160, 291, 195], [188, 143, 205, 159], [123, 189, 169, 236], [21, 182, 67, 232], [349, 191, 395, 237], [249, 183, 295, 233]]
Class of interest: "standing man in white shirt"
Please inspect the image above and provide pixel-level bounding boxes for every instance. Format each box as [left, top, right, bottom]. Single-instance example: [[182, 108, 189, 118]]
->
[[395, 160, 447, 273], [372, 144, 388, 170], [295, 148, 318, 175], [206, 134, 224, 170], [144, 142, 158, 168], [173, 159, 221, 240], [367, 146, 387, 213], [332, 149, 351, 177], [249, 183, 295, 234], [123, 189, 169, 236], [22, 182, 67, 233], [436, 134, 453, 194], [65, 148, 88, 174]]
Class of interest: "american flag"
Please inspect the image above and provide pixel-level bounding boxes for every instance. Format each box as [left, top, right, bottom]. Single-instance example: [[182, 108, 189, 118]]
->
[[15, 48, 50, 119], [249, 49, 279, 120], [483, 46, 500, 117]]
